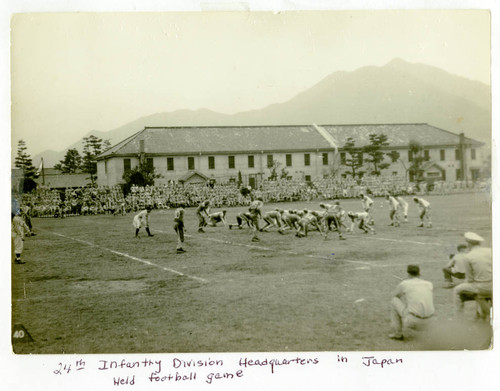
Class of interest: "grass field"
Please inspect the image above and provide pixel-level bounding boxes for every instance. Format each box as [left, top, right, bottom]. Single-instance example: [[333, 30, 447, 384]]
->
[[12, 192, 493, 354]]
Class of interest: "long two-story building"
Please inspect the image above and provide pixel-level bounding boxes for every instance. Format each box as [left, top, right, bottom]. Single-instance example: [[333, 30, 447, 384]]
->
[[95, 123, 485, 187]]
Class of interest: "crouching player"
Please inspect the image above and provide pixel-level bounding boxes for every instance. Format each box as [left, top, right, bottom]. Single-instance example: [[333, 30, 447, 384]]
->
[[278, 210, 300, 234], [386, 194, 401, 227], [413, 197, 432, 228], [209, 210, 227, 227], [347, 211, 375, 234], [229, 212, 253, 229], [295, 210, 323, 238], [260, 210, 283, 232], [133, 206, 154, 237]]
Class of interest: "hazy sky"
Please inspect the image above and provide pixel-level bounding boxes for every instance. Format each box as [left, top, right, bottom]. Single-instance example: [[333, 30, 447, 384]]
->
[[10, 10, 491, 157]]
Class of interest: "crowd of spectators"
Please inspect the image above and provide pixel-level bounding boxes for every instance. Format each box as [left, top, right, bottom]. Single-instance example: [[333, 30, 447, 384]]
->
[[17, 175, 488, 218]]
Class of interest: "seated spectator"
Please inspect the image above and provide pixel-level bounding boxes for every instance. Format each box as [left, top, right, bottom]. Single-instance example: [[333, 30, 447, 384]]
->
[[443, 244, 468, 288], [389, 265, 434, 341]]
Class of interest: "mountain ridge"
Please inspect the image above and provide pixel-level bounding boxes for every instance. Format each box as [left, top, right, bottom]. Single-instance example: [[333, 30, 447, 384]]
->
[[32, 59, 491, 166]]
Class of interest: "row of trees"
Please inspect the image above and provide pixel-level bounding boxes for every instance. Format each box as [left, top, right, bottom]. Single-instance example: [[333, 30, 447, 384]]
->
[[14, 135, 112, 192], [264, 134, 429, 181], [340, 135, 428, 180]]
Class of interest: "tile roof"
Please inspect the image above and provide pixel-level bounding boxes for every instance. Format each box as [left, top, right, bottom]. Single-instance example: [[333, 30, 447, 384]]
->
[[35, 173, 90, 188], [96, 123, 482, 159], [322, 123, 482, 148]]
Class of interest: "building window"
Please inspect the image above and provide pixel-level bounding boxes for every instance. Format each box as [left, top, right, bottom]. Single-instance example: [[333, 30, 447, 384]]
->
[[188, 157, 195, 170], [248, 155, 254, 168], [322, 153, 328, 165], [286, 154, 292, 167], [104, 160, 108, 174], [392, 171, 398, 176], [471, 168, 480, 180], [390, 151, 398, 163], [440, 150, 445, 161], [305, 175, 311, 182], [456, 169, 462, 180], [267, 154, 273, 168], [167, 157, 174, 171], [424, 150, 430, 160], [208, 156, 215, 170], [304, 153, 311, 166], [471, 148, 476, 160], [228, 156, 235, 169], [340, 152, 346, 164], [455, 149, 462, 161], [124, 158, 131, 171], [146, 158, 154, 169], [408, 150, 413, 162]]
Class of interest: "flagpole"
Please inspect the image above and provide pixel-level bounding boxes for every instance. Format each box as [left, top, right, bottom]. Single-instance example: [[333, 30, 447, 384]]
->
[[42, 157, 45, 185]]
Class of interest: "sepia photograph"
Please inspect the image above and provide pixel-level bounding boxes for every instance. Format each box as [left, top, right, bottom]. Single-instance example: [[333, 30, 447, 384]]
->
[[9, 5, 494, 363]]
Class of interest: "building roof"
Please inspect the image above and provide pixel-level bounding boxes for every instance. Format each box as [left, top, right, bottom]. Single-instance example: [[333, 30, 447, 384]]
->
[[34, 173, 90, 189], [96, 123, 483, 160], [322, 123, 482, 148]]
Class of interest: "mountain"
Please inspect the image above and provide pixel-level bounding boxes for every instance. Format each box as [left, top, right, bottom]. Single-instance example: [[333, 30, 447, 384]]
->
[[33, 58, 491, 167]]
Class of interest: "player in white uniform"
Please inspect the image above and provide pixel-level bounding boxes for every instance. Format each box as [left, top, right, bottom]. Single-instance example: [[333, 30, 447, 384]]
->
[[133, 206, 154, 237], [347, 211, 375, 234], [208, 210, 227, 227], [386, 194, 400, 227], [396, 196, 409, 222], [260, 210, 283, 232], [12, 213, 31, 264], [413, 197, 432, 228], [228, 212, 253, 229], [360, 193, 375, 225], [278, 210, 301, 233]]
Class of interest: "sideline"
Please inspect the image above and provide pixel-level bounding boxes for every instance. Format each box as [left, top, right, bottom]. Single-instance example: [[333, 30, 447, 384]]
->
[[44, 230, 208, 283]]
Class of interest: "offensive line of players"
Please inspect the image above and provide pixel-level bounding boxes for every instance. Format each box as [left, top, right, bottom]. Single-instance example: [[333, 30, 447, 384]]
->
[[132, 193, 432, 253]]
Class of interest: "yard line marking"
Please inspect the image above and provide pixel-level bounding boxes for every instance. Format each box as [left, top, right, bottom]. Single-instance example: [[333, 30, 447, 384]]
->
[[48, 231, 208, 283], [365, 236, 445, 246], [154, 229, 388, 268]]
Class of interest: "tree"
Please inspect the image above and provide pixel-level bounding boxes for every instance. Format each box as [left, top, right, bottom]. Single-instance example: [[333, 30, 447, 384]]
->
[[82, 135, 111, 185], [54, 148, 82, 173], [280, 166, 289, 179], [237, 170, 243, 187], [342, 137, 364, 178], [364, 134, 390, 175], [14, 139, 37, 178], [408, 141, 429, 182], [268, 159, 282, 181], [122, 158, 161, 195]]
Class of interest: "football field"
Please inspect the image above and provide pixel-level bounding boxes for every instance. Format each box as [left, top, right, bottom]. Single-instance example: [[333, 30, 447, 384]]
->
[[12, 192, 493, 353]]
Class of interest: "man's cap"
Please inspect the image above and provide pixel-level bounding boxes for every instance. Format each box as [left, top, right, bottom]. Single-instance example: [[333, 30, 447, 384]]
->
[[407, 264, 420, 276], [464, 232, 484, 244]]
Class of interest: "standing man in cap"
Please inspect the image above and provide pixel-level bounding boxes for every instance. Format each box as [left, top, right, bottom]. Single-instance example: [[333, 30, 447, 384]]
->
[[389, 264, 435, 340], [453, 232, 492, 318]]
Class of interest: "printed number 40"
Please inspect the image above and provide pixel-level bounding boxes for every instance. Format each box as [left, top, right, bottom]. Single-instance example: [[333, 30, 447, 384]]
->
[[13, 330, 25, 338]]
